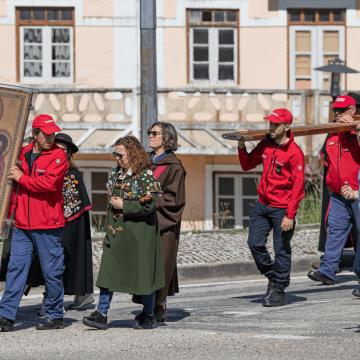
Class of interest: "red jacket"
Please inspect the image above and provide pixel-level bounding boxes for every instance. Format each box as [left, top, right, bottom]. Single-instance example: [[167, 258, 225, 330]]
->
[[9, 142, 68, 230], [326, 131, 360, 194], [238, 132, 305, 219]]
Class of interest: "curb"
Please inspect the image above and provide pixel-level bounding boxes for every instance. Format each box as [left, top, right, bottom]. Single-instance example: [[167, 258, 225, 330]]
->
[[90, 223, 321, 242], [177, 252, 355, 281]]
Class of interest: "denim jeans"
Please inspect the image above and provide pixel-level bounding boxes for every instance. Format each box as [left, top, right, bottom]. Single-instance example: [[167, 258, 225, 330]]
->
[[0, 227, 64, 321], [319, 192, 360, 280], [98, 287, 156, 316]]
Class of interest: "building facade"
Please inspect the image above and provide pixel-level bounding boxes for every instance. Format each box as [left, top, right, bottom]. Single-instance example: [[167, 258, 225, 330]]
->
[[0, 0, 359, 230]]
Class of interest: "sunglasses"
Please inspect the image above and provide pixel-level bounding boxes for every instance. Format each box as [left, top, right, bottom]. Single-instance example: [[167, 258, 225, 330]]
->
[[332, 107, 352, 114], [148, 131, 162, 137], [112, 152, 124, 159]]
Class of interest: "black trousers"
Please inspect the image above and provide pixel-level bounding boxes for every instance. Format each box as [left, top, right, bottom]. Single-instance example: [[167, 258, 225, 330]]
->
[[247, 201, 295, 290]]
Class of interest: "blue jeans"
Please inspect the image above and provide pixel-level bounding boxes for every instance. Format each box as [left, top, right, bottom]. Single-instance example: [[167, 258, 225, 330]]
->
[[98, 287, 156, 316], [247, 201, 295, 290], [319, 192, 360, 280], [0, 227, 64, 321]]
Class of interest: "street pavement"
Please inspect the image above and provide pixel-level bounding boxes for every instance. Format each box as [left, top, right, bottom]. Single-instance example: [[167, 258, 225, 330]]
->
[[1, 270, 360, 359]]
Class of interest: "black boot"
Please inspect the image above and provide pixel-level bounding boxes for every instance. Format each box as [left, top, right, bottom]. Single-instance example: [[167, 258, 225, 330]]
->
[[83, 310, 108, 330], [307, 270, 335, 285], [262, 287, 287, 307], [35, 317, 64, 330], [0, 315, 14, 332], [133, 313, 157, 330], [261, 280, 275, 302], [352, 289, 360, 297]]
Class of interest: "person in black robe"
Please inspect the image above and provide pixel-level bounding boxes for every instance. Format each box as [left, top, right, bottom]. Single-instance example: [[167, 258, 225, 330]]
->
[[53, 133, 94, 309]]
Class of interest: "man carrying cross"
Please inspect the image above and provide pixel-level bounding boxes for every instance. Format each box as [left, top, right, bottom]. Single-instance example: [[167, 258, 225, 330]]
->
[[238, 108, 305, 307]]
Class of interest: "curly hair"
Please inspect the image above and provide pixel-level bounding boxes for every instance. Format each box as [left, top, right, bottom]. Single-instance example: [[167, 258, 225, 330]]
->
[[0, 134, 8, 155], [115, 135, 152, 173], [148, 122, 179, 152]]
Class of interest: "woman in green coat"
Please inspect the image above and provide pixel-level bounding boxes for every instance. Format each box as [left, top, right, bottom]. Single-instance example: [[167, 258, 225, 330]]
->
[[83, 136, 165, 330]]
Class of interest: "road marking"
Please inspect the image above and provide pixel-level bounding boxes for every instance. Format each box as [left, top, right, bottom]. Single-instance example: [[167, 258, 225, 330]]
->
[[224, 311, 258, 316], [254, 335, 314, 340], [180, 272, 356, 288]]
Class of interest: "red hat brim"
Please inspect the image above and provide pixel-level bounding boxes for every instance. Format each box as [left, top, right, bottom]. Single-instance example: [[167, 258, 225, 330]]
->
[[35, 124, 62, 134], [264, 114, 283, 123], [331, 101, 352, 108]]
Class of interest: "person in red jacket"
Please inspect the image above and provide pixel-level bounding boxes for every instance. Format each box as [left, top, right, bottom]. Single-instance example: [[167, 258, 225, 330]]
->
[[308, 95, 360, 286], [0, 115, 68, 332], [340, 120, 360, 297], [238, 108, 305, 307]]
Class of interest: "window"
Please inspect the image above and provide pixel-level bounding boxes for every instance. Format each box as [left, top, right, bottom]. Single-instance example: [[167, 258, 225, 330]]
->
[[288, 9, 345, 91], [79, 168, 111, 232], [288, 9, 345, 25], [16, 8, 74, 83], [215, 174, 260, 229], [188, 9, 238, 84]]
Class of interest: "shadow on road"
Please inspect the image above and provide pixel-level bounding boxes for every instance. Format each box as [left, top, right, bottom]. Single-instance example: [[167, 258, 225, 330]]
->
[[131, 308, 191, 323]]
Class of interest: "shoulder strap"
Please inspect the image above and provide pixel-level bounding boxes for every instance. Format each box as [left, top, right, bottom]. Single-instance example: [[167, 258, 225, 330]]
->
[[153, 165, 168, 179]]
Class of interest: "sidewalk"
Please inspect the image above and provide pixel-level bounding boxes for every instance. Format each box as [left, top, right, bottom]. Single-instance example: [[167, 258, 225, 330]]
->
[[2, 226, 352, 289]]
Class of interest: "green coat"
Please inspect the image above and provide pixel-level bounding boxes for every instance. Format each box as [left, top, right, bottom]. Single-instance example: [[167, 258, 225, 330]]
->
[[96, 166, 165, 295]]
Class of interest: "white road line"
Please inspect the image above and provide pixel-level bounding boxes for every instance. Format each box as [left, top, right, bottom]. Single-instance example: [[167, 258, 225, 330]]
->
[[254, 335, 314, 340], [223, 311, 259, 316], [179, 272, 356, 288]]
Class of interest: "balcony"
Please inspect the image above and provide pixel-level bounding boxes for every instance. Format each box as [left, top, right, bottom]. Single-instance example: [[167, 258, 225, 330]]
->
[[27, 88, 332, 155]]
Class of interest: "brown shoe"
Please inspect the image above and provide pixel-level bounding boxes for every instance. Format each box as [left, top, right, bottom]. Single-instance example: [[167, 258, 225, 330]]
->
[[311, 261, 320, 270], [154, 304, 167, 322]]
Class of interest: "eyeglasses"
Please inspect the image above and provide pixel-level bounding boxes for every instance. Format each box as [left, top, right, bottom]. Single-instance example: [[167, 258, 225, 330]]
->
[[332, 107, 352, 114], [355, 128, 360, 134], [148, 131, 162, 137], [112, 152, 124, 159]]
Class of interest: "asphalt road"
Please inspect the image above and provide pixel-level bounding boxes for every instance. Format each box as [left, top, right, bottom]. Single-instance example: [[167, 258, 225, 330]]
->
[[1, 271, 360, 359]]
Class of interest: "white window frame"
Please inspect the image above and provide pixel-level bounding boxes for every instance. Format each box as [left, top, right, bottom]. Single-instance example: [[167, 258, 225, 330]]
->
[[190, 27, 237, 85], [289, 25, 345, 91], [20, 25, 74, 84], [78, 163, 114, 231], [214, 173, 261, 230]]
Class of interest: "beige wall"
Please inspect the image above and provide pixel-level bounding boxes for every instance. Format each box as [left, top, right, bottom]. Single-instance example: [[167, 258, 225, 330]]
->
[[164, 0, 177, 19], [0, 25, 16, 83], [177, 154, 240, 223], [164, 27, 187, 88], [248, 0, 279, 19], [0, 0, 6, 17], [240, 27, 287, 89], [177, 155, 207, 221], [346, 28, 360, 90], [83, 0, 113, 18], [75, 27, 114, 88]]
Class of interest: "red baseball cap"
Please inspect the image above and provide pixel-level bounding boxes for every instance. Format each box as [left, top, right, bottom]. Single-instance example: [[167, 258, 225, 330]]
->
[[32, 114, 61, 134], [264, 109, 293, 124], [331, 95, 356, 108]]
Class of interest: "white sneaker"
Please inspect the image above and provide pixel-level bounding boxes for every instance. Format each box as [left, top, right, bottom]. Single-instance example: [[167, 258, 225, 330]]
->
[[37, 292, 46, 317], [68, 294, 94, 309]]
